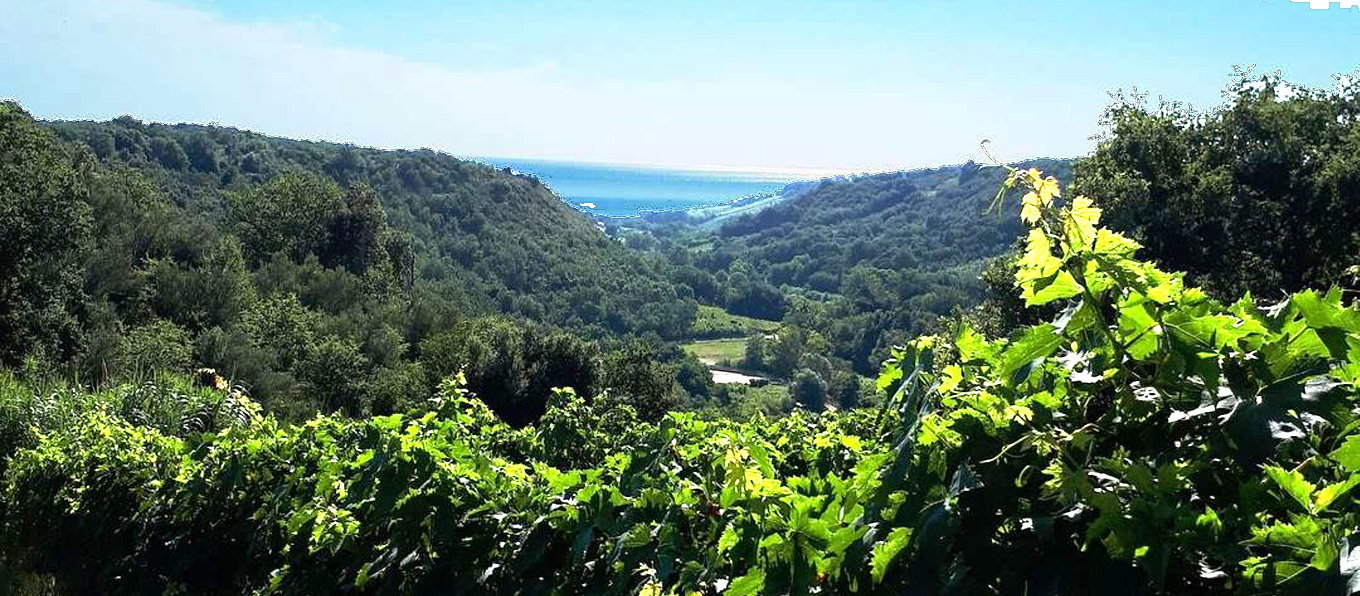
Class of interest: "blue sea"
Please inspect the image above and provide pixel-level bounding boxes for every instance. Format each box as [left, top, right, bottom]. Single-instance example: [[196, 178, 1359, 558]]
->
[[478, 158, 807, 218]]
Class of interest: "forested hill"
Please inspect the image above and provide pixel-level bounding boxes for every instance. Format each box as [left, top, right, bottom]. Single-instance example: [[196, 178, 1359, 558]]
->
[[712, 158, 1074, 288], [41, 114, 697, 340], [658, 158, 1074, 376]]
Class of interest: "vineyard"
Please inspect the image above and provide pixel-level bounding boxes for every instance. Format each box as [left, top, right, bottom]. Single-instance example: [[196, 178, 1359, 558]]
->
[[2, 169, 1358, 595]]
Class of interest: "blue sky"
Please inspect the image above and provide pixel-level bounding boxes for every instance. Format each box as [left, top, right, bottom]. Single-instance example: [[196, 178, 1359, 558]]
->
[[1, 0, 1357, 172]]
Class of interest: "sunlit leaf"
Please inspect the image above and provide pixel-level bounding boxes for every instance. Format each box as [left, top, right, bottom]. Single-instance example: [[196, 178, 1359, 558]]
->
[[1264, 465, 1315, 512], [871, 527, 912, 584], [724, 569, 765, 596], [1313, 475, 1360, 512], [1331, 435, 1360, 472], [1063, 195, 1100, 249]]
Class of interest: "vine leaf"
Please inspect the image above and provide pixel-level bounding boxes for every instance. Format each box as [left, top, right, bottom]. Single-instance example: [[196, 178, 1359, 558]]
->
[[1264, 466, 1315, 513], [871, 527, 912, 584]]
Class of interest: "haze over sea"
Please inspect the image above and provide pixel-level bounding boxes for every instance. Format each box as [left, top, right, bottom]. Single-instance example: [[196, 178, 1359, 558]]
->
[[480, 158, 845, 218]]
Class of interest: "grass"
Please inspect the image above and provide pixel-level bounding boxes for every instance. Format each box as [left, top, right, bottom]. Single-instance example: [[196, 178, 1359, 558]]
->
[[681, 338, 748, 366], [686, 305, 779, 340]]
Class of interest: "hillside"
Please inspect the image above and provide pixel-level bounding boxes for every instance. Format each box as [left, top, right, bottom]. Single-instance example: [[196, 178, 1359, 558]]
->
[[712, 158, 1074, 292], [0, 102, 712, 424], [652, 158, 1074, 378], [42, 116, 697, 340]]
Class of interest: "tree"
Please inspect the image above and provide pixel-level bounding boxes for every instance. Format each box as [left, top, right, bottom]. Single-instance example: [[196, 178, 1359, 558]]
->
[[674, 353, 715, 403], [1074, 73, 1360, 298], [297, 337, 371, 416], [602, 343, 678, 422], [368, 362, 427, 415], [119, 319, 194, 379], [0, 102, 93, 365], [789, 368, 827, 412], [237, 293, 319, 373], [420, 317, 603, 427], [148, 137, 189, 171], [320, 183, 386, 275], [181, 132, 220, 173], [768, 326, 821, 378], [144, 236, 255, 331], [228, 173, 343, 264]]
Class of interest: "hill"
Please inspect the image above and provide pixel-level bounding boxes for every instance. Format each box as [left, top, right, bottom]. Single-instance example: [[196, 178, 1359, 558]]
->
[[652, 158, 1075, 379], [1, 101, 705, 422], [42, 115, 697, 340], [711, 159, 1074, 293]]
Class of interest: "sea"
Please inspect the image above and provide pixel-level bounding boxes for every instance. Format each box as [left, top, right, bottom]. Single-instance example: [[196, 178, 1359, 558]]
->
[[476, 157, 818, 218]]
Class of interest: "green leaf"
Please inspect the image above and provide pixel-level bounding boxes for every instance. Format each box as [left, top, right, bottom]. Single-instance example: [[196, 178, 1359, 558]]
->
[[623, 524, 654, 548], [1062, 196, 1101, 250], [1163, 312, 1248, 351], [1195, 507, 1223, 537], [748, 443, 775, 477], [871, 527, 912, 584], [997, 324, 1064, 386], [1265, 465, 1316, 512], [954, 325, 995, 364], [718, 525, 740, 555], [355, 562, 373, 589], [1330, 435, 1360, 473], [1022, 270, 1083, 306], [828, 525, 869, 554], [1016, 229, 1074, 305], [840, 435, 863, 452], [1118, 295, 1160, 360], [1092, 228, 1141, 259], [1292, 289, 1359, 334], [724, 569, 765, 596], [1249, 517, 1323, 549], [875, 360, 903, 394], [1313, 475, 1360, 513], [1018, 229, 1059, 277]]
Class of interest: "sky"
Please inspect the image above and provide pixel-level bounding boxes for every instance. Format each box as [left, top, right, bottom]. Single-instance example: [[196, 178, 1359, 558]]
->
[[0, 0, 1357, 173]]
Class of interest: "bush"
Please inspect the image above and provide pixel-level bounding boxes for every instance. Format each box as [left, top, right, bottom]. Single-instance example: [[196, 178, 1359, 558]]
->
[[119, 318, 194, 378]]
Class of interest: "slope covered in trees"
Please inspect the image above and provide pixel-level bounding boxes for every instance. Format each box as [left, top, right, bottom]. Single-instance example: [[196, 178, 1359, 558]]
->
[[0, 102, 701, 424], [43, 113, 697, 341], [652, 159, 1073, 389]]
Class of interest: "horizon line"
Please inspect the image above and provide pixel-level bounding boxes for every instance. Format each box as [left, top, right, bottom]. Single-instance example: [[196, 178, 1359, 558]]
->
[[22, 104, 1078, 180]]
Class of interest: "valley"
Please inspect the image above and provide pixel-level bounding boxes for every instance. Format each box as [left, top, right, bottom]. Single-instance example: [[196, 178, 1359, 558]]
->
[[2, 66, 1359, 596]]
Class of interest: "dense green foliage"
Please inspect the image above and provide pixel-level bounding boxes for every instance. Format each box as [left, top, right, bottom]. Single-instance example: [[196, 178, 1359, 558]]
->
[[4, 166, 1357, 595], [0, 105, 93, 365], [4, 74, 1360, 594], [643, 160, 1073, 413], [45, 112, 697, 341], [0, 101, 710, 424], [1075, 73, 1360, 299]]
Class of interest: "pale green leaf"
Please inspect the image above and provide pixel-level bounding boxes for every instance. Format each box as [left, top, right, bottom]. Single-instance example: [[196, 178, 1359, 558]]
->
[[717, 525, 740, 555], [1264, 465, 1316, 512], [724, 569, 765, 596], [1314, 475, 1360, 513], [1331, 435, 1360, 473], [1062, 195, 1101, 249], [871, 527, 913, 584], [1022, 270, 1083, 306]]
